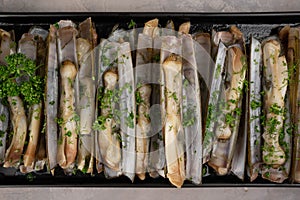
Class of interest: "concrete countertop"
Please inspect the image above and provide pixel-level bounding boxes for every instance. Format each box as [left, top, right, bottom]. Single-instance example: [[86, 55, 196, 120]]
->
[[0, 0, 300, 12]]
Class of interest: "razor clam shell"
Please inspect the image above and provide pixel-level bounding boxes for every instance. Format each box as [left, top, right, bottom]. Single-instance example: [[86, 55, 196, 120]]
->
[[34, 27, 48, 172], [209, 45, 246, 175], [231, 96, 247, 180], [58, 20, 76, 29], [0, 29, 14, 164], [181, 33, 202, 184], [162, 20, 176, 36], [147, 28, 164, 179], [118, 42, 136, 182], [108, 26, 137, 64], [228, 29, 248, 180], [151, 35, 183, 178], [193, 32, 213, 132], [288, 27, 300, 183], [4, 96, 27, 169], [76, 38, 95, 173], [160, 37, 184, 187], [203, 42, 227, 164], [18, 32, 40, 173], [163, 54, 185, 188], [260, 37, 289, 182], [45, 25, 58, 172], [262, 94, 292, 183], [29, 27, 49, 41], [94, 39, 117, 173], [261, 38, 287, 167], [193, 32, 213, 88], [78, 18, 94, 44], [134, 32, 152, 179], [95, 40, 122, 178], [56, 24, 79, 174], [247, 37, 262, 181], [76, 18, 97, 174], [211, 30, 233, 59], [57, 26, 78, 66], [0, 29, 14, 65], [17, 33, 37, 84]]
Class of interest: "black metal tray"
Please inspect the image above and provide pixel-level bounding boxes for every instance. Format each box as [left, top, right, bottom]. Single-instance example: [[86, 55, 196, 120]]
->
[[0, 12, 300, 187]]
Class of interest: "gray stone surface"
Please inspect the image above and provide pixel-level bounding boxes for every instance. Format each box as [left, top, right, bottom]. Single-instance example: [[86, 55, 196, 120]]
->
[[0, 0, 300, 12], [1, 187, 300, 200]]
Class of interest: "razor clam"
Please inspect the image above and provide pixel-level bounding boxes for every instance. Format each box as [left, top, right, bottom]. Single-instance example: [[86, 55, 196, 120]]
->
[[160, 34, 184, 187], [0, 29, 14, 164], [286, 27, 300, 183], [76, 18, 97, 174], [247, 37, 262, 181], [95, 40, 122, 178], [179, 22, 203, 184], [211, 26, 244, 59], [56, 21, 79, 174], [135, 18, 158, 180], [211, 30, 233, 59], [162, 20, 175, 36], [262, 39, 287, 167], [45, 25, 58, 173], [261, 36, 290, 182], [98, 69, 121, 171], [148, 21, 177, 179], [21, 28, 48, 173], [35, 130, 46, 172], [208, 45, 246, 175], [202, 42, 227, 164], [230, 27, 248, 180], [3, 96, 27, 168], [193, 32, 212, 129], [106, 25, 137, 180], [57, 60, 78, 173], [163, 54, 185, 188], [5, 33, 38, 169], [20, 102, 43, 173], [33, 29, 48, 172], [261, 93, 292, 183], [118, 42, 136, 182]]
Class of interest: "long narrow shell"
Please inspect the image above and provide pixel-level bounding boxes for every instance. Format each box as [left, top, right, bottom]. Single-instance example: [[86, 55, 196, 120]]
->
[[180, 23, 203, 185], [247, 37, 262, 181], [45, 25, 59, 173], [163, 54, 185, 188], [56, 24, 79, 174], [118, 42, 136, 182], [76, 17, 97, 174], [262, 39, 287, 167], [203, 42, 227, 164], [0, 29, 14, 164], [287, 27, 300, 183], [208, 45, 246, 175]]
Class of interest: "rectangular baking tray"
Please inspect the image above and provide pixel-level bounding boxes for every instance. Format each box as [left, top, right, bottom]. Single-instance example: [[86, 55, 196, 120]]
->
[[0, 12, 300, 187]]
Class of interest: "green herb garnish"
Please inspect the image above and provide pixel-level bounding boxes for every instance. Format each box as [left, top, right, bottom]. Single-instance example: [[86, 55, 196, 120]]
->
[[0, 53, 44, 106], [128, 19, 136, 29], [125, 111, 134, 128], [0, 114, 6, 122], [183, 105, 196, 127]]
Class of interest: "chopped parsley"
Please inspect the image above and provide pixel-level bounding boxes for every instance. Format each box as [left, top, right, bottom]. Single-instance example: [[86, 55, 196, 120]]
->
[[250, 100, 261, 110], [183, 105, 196, 127], [125, 111, 134, 129], [0, 114, 6, 122], [0, 53, 44, 106], [128, 19, 136, 29]]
